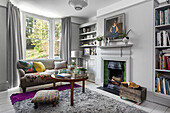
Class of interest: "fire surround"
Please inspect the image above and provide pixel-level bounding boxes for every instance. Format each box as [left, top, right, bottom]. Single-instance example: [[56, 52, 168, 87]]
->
[[96, 44, 133, 86]]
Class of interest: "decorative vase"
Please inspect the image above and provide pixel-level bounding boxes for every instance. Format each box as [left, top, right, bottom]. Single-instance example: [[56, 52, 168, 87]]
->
[[107, 38, 110, 46], [82, 28, 86, 33], [122, 37, 129, 45]]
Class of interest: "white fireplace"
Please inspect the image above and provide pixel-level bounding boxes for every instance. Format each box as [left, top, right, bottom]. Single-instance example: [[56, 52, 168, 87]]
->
[[95, 44, 133, 86]]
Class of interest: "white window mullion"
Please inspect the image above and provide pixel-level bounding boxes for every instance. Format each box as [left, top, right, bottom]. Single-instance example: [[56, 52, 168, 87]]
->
[[49, 19, 54, 59]]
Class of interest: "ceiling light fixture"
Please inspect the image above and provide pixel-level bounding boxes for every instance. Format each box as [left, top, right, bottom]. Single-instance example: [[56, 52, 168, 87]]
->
[[68, 0, 88, 11]]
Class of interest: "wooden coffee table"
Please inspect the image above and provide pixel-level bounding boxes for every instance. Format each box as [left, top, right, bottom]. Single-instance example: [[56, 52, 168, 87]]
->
[[51, 74, 88, 106]]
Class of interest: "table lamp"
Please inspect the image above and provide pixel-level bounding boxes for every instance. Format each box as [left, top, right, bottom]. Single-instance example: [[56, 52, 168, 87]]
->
[[71, 51, 82, 67]]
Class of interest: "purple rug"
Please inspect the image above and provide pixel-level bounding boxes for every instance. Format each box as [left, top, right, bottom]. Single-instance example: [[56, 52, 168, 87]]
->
[[10, 84, 81, 105]]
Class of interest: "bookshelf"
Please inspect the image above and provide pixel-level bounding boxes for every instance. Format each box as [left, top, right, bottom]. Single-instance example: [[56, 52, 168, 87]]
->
[[154, 2, 170, 98], [79, 21, 97, 56], [79, 21, 97, 83]]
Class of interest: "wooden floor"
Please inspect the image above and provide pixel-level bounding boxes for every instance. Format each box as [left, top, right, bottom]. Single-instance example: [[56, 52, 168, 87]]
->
[[0, 81, 170, 113]]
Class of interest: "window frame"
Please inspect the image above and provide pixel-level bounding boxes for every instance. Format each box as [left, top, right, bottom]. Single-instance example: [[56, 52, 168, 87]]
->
[[22, 12, 61, 60], [53, 20, 61, 59]]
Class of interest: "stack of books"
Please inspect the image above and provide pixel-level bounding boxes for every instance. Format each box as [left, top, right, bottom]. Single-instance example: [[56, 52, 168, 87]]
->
[[157, 49, 170, 70], [155, 73, 170, 95], [155, 9, 170, 26], [156, 30, 170, 46], [56, 73, 71, 78]]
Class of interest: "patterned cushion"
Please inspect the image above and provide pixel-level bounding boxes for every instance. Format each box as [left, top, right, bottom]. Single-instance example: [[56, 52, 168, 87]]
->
[[33, 62, 46, 72], [25, 73, 40, 82], [54, 61, 67, 69], [31, 90, 59, 103], [17, 61, 36, 73]]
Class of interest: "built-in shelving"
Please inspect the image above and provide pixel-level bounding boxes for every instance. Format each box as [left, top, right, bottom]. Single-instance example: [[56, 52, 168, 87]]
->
[[155, 69, 170, 72], [79, 21, 97, 56], [155, 3, 170, 10], [80, 45, 97, 48], [100, 44, 133, 49], [80, 31, 96, 36], [80, 38, 96, 41], [154, 2, 170, 98], [79, 21, 97, 83], [155, 46, 170, 48], [155, 92, 170, 99], [155, 24, 170, 30]]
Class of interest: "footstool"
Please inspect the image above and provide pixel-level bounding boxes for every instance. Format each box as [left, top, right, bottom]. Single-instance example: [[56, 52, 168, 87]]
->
[[31, 90, 59, 109]]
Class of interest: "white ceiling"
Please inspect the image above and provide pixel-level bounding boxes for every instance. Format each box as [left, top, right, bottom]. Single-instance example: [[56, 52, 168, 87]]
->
[[12, 0, 121, 19]]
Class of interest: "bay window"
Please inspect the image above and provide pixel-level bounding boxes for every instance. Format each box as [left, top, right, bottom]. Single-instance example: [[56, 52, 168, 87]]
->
[[24, 14, 61, 60]]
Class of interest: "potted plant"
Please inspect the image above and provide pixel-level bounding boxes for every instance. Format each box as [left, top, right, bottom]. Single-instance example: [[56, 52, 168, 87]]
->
[[117, 29, 131, 45], [70, 62, 76, 66], [78, 67, 87, 74], [96, 36, 104, 46]]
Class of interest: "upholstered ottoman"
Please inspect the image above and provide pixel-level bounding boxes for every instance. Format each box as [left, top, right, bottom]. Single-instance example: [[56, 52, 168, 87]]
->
[[31, 90, 59, 109]]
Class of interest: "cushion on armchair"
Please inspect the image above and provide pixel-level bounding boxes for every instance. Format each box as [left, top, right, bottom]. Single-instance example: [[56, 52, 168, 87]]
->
[[17, 61, 36, 73]]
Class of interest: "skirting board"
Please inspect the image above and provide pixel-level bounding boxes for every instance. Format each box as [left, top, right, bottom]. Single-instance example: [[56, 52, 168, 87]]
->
[[0, 81, 8, 92], [147, 91, 170, 107]]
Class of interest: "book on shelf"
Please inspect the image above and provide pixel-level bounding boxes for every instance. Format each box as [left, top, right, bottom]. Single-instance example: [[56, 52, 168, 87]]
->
[[160, 76, 164, 94], [163, 31, 167, 46], [166, 56, 170, 70], [163, 55, 166, 69], [157, 50, 170, 70], [155, 8, 170, 26], [156, 73, 161, 93], [165, 79, 169, 95], [156, 73, 170, 95], [163, 78, 167, 94], [155, 10, 160, 26], [156, 31, 170, 46]]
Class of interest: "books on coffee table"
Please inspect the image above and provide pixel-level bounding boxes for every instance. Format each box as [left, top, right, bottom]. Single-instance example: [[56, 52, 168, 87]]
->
[[56, 73, 71, 78]]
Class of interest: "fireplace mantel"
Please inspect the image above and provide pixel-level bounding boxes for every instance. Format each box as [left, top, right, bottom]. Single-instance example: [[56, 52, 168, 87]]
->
[[99, 44, 133, 49]]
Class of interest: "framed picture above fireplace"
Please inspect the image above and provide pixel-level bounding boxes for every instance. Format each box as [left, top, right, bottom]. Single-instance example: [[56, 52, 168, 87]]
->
[[104, 13, 125, 40]]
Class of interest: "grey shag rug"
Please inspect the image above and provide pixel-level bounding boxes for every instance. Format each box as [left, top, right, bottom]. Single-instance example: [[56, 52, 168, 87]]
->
[[13, 87, 147, 113]]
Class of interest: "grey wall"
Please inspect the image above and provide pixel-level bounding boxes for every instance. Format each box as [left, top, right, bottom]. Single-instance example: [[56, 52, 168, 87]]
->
[[0, 0, 7, 7], [97, 1, 154, 91], [71, 23, 80, 51], [0, 6, 8, 91]]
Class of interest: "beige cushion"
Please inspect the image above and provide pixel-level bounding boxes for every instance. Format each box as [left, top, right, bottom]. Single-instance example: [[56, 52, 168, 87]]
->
[[31, 90, 59, 103], [54, 61, 67, 69]]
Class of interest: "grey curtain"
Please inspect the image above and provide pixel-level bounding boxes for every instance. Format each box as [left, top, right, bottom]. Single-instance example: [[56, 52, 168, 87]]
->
[[60, 17, 72, 64], [7, 2, 23, 88]]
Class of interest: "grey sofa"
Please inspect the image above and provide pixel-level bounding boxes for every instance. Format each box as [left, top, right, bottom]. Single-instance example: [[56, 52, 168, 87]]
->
[[17, 59, 63, 92]]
